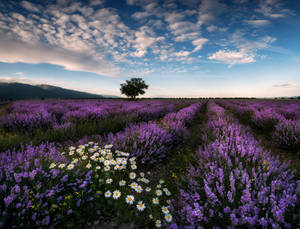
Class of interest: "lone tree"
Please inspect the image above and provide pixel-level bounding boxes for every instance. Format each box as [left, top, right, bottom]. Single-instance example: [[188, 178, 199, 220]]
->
[[120, 77, 148, 99]]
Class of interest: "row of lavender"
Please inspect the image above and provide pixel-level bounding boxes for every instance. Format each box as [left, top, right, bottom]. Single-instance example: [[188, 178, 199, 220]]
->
[[171, 101, 299, 228], [1, 100, 188, 133], [218, 100, 300, 150], [0, 102, 202, 227]]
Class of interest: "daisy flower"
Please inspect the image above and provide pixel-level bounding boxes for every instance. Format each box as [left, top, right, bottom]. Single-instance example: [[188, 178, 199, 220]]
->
[[99, 157, 105, 162], [86, 163, 92, 169], [156, 190, 162, 196], [106, 178, 113, 184], [165, 214, 172, 222], [129, 172, 136, 179], [113, 190, 121, 199], [122, 160, 127, 165], [67, 164, 74, 170], [93, 152, 99, 157], [82, 155, 88, 160], [104, 191, 111, 198], [58, 163, 66, 169], [131, 164, 137, 170], [69, 146, 76, 151], [114, 165, 119, 170], [155, 220, 161, 228], [49, 163, 56, 169], [125, 195, 134, 205], [135, 185, 143, 193], [69, 151, 74, 156], [152, 198, 159, 205], [104, 166, 110, 171], [96, 166, 101, 170], [136, 201, 146, 211], [104, 160, 110, 166], [146, 187, 151, 192], [72, 158, 79, 164], [119, 180, 126, 186], [130, 182, 138, 189], [157, 184, 162, 188], [161, 206, 169, 214]]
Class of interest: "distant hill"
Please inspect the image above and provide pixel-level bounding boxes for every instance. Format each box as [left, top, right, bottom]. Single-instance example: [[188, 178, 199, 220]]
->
[[0, 82, 117, 100]]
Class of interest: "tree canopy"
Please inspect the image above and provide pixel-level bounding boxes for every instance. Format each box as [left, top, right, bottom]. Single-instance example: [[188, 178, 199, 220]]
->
[[120, 78, 148, 99]]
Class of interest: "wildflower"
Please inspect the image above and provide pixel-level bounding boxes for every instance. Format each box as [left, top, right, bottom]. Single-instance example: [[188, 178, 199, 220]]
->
[[149, 214, 153, 219], [82, 155, 87, 160], [157, 184, 161, 188], [135, 185, 143, 193], [140, 172, 145, 177], [131, 164, 137, 170], [104, 144, 113, 148], [130, 182, 138, 189], [49, 163, 56, 169], [146, 187, 151, 192], [125, 195, 134, 205], [104, 160, 110, 166], [162, 206, 169, 214], [69, 146, 76, 151], [165, 214, 172, 222], [119, 180, 126, 186], [129, 172, 136, 179], [86, 163, 92, 169], [155, 220, 162, 228], [152, 198, 159, 205], [93, 152, 99, 157], [96, 166, 101, 170], [65, 195, 72, 200], [122, 160, 127, 165], [113, 190, 121, 199], [99, 157, 105, 162], [104, 166, 110, 171], [104, 191, 111, 198], [67, 164, 74, 170], [72, 159, 79, 164], [106, 178, 113, 184], [156, 190, 162, 196], [114, 165, 119, 170], [136, 201, 146, 211], [69, 151, 74, 156], [90, 155, 98, 161], [58, 164, 65, 169]]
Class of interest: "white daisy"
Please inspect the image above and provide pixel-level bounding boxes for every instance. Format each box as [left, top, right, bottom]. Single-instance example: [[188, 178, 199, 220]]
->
[[156, 190, 162, 196], [161, 206, 169, 214], [104, 191, 111, 198], [125, 195, 134, 205], [152, 198, 159, 205], [72, 158, 79, 164], [104, 160, 110, 166], [112, 190, 121, 199], [155, 220, 161, 228], [49, 163, 56, 169], [131, 164, 137, 170], [104, 166, 110, 171], [69, 151, 74, 156], [130, 182, 138, 189], [135, 185, 143, 193], [82, 155, 88, 160], [119, 180, 126, 186], [165, 214, 172, 222], [96, 166, 101, 170], [106, 178, 113, 184], [136, 201, 146, 211], [67, 164, 74, 170], [129, 172, 136, 179], [86, 163, 92, 169], [99, 157, 105, 162], [58, 163, 65, 169], [145, 187, 151, 192]]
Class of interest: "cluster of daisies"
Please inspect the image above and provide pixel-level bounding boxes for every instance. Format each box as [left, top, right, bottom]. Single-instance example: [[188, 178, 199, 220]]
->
[[48, 142, 173, 228]]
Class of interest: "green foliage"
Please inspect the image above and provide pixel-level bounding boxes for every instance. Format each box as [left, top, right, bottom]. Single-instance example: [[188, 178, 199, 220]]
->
[[120, 78, 149, 99]]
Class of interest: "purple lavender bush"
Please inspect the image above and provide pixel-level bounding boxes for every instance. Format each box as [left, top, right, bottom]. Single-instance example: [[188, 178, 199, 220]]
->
[[172, 102, 300, 228]]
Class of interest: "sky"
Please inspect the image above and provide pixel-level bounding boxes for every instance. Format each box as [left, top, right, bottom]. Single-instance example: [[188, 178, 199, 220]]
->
[[0, 0, 300, 98]]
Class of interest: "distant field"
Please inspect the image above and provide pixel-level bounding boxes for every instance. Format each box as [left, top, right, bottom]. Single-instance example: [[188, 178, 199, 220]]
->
[[0, 99, 299, 228]]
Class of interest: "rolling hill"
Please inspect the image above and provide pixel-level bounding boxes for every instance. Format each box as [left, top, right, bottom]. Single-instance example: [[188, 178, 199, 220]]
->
[[0, 82, 116, 100]]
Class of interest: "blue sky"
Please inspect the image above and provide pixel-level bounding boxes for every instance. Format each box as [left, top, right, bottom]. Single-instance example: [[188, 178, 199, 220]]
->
[[0, 0, 299, 97]]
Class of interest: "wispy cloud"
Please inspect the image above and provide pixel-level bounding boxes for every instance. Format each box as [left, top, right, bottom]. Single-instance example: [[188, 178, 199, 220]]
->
[[273, 83, 297, 88], [208, 49, 255, 65], [246, 19, 270, 27]]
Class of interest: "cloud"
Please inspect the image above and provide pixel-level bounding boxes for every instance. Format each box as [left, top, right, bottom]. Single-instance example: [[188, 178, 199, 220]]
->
[[256, 0, 293, 18], [246, 19, 270, 27], [0, 37, 120, 77], [192, 38, 208, 52], [273, 83, 297, 88], [208, 49, 255, 65], [174, 51, 191, 57], [21, 1, 40, 12]]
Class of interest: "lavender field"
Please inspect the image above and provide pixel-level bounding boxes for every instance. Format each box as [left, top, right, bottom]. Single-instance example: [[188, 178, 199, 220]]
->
[[0, 99, 299, 228]]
